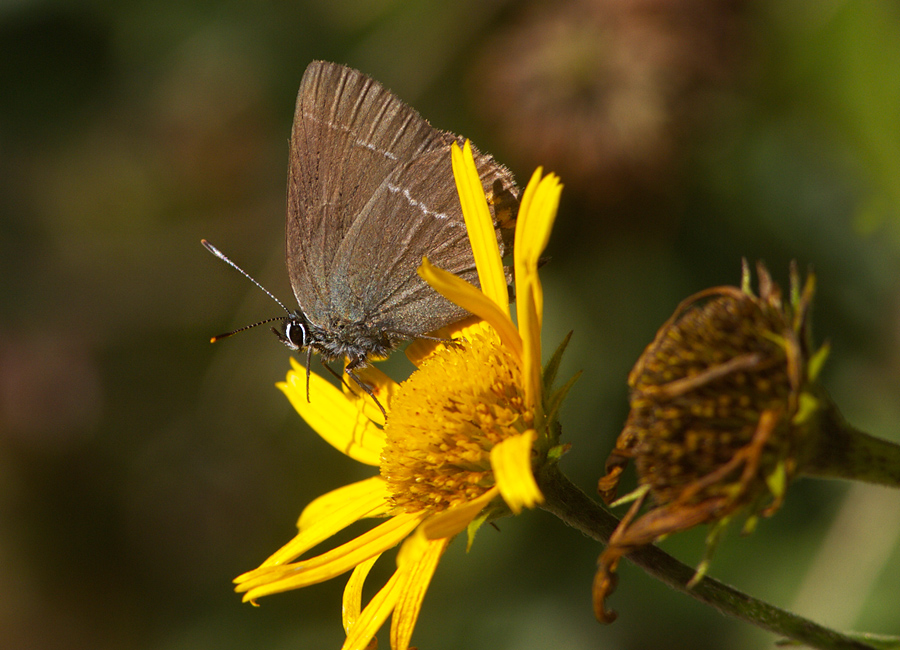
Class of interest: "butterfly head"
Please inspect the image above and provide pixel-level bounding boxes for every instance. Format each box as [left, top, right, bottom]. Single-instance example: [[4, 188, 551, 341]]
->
[[273, 311, 310, 351]]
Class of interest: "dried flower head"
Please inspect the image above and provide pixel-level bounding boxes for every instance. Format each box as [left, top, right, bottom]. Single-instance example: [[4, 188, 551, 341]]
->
[[594, 261, 829, 623]]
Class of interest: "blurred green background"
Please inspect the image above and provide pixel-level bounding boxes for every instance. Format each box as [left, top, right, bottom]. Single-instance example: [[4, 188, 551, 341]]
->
[[1, 0, 898, 648]]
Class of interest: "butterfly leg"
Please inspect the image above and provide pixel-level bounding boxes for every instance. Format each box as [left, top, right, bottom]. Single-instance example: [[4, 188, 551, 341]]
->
[[342, 356, 388, 418]]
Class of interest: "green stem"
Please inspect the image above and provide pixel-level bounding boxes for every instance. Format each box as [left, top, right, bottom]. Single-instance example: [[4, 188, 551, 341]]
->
[[536, 464, 876, 650], [803, 396, 900, 488]]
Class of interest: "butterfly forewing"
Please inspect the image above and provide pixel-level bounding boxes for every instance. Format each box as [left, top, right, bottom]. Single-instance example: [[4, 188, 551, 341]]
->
[[330, 136, 516, 337], [330, 139, 470, 335], [286, 61, 445, 323]]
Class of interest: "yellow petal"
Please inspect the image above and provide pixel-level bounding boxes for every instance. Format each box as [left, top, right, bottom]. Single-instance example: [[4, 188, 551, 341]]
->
[[451, 140, 510, 314], [235, 512, 422, 600], [514, 171, 562, 415], [390, 534, 451, 650], [517, 284, 543, 416], [513, 168, 542, 272], [418, 257, 522, 364], [247, 477, 390, 569], [342, 564, 403, 650], [279, 357, 386, 466], [514, 171, 562, 331], [342, 553, 380, 635], [420, 486, 500, 540], [297, 476, 391, 531], [491, 431, 543, 514], [515, 170, 562, 307], [253, 476, 386, 568]]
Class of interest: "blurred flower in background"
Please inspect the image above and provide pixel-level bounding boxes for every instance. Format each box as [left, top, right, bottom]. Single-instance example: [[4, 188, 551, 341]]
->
[[472, 0, 749, 205]]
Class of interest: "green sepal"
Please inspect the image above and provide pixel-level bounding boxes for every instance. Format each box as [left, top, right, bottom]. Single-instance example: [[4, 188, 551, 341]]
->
[[765, 461, 788, 503], [807, 342, 830, 382], [547, 443, 570, 463], [546, 370, 582, 426], [689, 515, 733, 588], [740, 258, 755, 296], [466, 508, 493, 552], [610, 484, 651, 509], [543, 331, 574, 392], [792, 391, 822, 426]]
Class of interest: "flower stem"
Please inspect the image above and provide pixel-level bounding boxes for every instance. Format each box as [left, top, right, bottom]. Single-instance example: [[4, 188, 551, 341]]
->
[[802, 395, 900, 488], [536, 464, 876, 650]]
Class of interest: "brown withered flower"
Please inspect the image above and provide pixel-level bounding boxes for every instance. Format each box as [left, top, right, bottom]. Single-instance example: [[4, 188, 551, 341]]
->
[[593, 261, 830, 623]]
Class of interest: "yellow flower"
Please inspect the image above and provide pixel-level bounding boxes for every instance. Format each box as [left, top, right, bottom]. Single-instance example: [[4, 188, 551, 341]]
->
[[233, 141, 563, 650]]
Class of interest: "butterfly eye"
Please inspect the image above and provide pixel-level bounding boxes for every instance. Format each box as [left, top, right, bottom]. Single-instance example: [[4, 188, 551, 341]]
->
[[283, 317, 307, 350]]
